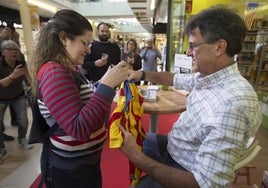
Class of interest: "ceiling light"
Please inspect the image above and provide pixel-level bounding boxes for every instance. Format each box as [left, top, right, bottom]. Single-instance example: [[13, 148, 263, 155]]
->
[[27, 0, 58, 13], [14, 23, 23, 29], [150, 0, 155, 10]]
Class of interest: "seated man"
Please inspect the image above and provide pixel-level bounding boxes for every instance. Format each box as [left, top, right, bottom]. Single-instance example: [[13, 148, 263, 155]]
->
[[119, 5, 262, 188]]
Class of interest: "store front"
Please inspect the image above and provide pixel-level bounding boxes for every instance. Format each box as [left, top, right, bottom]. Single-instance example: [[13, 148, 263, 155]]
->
[[163, 0, 267, 73]]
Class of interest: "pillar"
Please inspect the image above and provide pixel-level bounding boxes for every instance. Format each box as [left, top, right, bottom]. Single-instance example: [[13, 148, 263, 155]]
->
[[17, 0, 34, 58]]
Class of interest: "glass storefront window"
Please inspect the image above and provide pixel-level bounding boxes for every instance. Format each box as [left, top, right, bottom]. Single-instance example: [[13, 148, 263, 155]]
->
[[167, 0, 186, 72]]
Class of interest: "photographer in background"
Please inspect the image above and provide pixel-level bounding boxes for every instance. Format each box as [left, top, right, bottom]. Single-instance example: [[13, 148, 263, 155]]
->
[[0, 40, 33, 162], [140, 39, 162, 85], [0, 24, 25, 141]]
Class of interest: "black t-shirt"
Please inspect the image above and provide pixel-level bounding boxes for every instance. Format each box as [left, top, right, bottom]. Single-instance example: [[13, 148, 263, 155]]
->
[[82, 41, 121, 82], [0, 57, 24, 100]]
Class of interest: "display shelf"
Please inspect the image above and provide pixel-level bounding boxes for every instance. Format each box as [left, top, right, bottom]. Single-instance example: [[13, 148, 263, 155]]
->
[[237, 18, 268, 91], [237, 30, 258, 82], [238, 30, 257, 63], [237, 63, 256, 83], [254, 42, 268, 89]]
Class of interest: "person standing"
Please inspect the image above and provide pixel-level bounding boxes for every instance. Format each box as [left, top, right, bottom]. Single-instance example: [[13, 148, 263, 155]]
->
[[120, 5, 262, 188], [140, 39, 162, 85], [30, 9, 129, 188], [0, 25, 22, 141], [0, 40, 33, 163], [122, 38, 142, 85], [82, 22, 121, 82]]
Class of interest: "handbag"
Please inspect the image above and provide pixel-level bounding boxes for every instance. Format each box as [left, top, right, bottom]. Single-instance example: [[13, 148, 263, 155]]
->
[[28, 68, 86, 144], [28, 97, 58, 144]]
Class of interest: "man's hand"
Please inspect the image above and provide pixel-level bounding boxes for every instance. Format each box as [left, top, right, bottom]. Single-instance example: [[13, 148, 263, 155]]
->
[[0, 27, 12, 40], [9, 65, 27, 80], [118, 124, 141, 160], [95, 53, 109, 67], [128, 70, 143, 83], [94, 58, 108, 67]]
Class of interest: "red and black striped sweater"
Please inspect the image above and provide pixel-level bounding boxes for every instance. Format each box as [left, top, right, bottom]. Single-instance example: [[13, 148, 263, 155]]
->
[[37, 62, 115, 169]]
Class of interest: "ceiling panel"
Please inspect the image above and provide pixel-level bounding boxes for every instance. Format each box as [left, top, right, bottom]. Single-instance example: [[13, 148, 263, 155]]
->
[[0, 0, 152, 34], [1, 0, 267, 35]]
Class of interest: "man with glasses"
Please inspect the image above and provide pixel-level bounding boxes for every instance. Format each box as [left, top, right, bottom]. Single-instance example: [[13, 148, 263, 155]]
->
[[119, 5, 262, 188]]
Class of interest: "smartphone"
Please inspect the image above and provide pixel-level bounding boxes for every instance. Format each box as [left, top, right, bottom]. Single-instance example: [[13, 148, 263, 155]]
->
[[101, 53, 108, 60], [19, 60, 26, 68], [128, 53, 133, 58]]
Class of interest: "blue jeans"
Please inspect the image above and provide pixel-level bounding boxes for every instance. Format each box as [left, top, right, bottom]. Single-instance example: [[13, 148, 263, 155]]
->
[[136, 133, 187, 188], [0, 95, 28, 148], [43, 162, 102, 188]]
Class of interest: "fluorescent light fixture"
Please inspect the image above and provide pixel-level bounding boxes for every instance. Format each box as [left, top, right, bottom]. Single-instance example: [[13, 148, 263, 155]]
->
[[107, 0, 126, 2], [14, 23, 23, 29], [27, 0, 58, 13], [150, 0, 155, 10]]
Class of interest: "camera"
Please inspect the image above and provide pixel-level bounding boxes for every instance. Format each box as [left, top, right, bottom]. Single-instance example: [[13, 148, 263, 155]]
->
[[128, 53, 133, 58]]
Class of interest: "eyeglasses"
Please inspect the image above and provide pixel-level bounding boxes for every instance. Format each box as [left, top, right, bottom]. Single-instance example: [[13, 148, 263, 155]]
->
[[188, 41, 210, 51], [4, 47, 19, 52], [68, 33, 91, 48], [80, 39, 91, 48]]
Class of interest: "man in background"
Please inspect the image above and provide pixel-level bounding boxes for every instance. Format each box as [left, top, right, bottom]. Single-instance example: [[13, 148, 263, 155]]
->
[[140, 39, 162, 85], [82, 22, 121, 82]]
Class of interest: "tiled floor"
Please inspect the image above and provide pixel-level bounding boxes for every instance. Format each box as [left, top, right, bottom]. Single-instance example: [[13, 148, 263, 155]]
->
[[0, 107, 42, 188], [0, 107, 267, 188]]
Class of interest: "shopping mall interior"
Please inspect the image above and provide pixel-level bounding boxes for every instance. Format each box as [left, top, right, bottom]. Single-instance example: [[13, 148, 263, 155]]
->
[[0, 0, 268, 187]]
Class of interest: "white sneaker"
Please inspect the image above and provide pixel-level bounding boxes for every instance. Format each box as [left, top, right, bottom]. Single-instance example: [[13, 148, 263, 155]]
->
[[18, 138, 33, 150], [0, 148, 8, 164]]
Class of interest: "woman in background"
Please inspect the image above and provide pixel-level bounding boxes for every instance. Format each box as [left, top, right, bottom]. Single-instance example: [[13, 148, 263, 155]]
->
[[122, 38, 142, 85], [30, 9, 129, 188]]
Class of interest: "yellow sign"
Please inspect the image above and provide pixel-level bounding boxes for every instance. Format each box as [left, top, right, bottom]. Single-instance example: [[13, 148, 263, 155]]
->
[[28, 5, 40, 30]]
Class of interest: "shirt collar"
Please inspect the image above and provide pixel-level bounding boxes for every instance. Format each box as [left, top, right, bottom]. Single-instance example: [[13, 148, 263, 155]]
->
[[195, 63, 239, 88]]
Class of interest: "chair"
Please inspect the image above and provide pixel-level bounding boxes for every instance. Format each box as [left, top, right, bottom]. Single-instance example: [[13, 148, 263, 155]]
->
[[233, 139, 261, 185]]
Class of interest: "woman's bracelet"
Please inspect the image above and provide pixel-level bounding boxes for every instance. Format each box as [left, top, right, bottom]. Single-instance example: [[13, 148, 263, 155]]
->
[[141, 71, 146, 80]]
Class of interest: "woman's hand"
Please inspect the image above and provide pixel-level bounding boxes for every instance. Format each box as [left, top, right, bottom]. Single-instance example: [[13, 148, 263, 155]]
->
[[127, 56, 134, 65], [100, 61, 129, 88]]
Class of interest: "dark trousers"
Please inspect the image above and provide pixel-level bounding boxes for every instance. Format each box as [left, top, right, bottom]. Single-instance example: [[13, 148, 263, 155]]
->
[[43, 161, 102, 188], [40, 140, 102, 188], [136, 133, 187, 188]]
